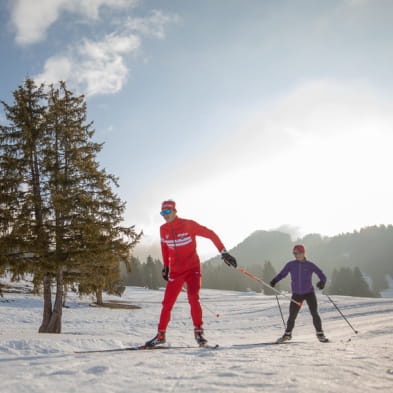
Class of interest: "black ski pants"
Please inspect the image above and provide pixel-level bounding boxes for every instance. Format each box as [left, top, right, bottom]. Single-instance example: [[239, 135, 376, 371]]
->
[[286, 291, 322, 333]]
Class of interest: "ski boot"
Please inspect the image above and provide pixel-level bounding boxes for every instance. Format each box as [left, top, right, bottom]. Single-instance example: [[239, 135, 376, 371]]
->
[[144, 330, 166, 348], [316, 331, 329, 343], [194, 328, 208, 347], [276, 332, 292, 344]]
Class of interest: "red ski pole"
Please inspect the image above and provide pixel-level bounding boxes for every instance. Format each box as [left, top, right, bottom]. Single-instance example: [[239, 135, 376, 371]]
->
[[235, 267, 302, 307]]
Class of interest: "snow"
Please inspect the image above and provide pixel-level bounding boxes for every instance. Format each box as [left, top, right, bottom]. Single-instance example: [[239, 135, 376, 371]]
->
[[1, 286, 393, 393]]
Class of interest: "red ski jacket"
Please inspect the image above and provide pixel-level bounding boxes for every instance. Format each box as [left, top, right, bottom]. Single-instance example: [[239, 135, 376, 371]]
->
[[160, 217, 225, 275]]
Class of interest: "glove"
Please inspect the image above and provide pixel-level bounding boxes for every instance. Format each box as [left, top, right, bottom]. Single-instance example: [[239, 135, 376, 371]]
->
[[316, 281, 325, 290], [270, 279, 278, 288], [221, 251, 237, 268], [162, 266, 169, 281]]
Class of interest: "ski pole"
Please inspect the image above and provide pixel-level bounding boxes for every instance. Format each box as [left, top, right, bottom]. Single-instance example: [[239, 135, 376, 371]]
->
[[325, 294, 358, 334], [182, 287, 220, 318], [275, 295, 286, 328], [235, 267, 302, 307]]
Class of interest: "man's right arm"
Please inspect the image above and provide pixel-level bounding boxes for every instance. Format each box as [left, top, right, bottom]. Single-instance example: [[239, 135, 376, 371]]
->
[[160, 227, 170, 280]]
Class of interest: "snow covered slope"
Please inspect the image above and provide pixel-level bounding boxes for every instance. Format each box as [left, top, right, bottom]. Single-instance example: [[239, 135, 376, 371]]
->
[[1, 287, 392, 393]]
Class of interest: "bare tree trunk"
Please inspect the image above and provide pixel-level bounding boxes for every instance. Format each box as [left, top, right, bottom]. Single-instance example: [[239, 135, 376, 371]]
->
[[39, 269, 63, 333], [46, 268, 63, 333], [96, 289, 103, 305], [39, 273, 52, 333], [62, 284, 68, 308]]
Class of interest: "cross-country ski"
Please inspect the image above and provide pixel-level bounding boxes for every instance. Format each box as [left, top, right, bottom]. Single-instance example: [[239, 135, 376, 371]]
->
[[74, 344, 219, 354]]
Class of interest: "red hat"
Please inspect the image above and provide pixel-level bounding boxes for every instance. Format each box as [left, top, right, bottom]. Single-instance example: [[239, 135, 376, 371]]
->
[[293, 244, 305, 254], [161, 200, 176, 212]]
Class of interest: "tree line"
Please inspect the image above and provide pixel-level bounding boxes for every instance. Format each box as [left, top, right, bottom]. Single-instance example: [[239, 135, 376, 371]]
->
[[203, 226, 393, 296], [120, 258, 282, 294], [121, 256, 376, 298], [121, 256, 164, 290], [0, 79, 141, 333]]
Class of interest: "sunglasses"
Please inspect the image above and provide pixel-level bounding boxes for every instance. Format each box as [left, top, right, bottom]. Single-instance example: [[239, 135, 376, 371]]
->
[[160, 209, 172, 216], [293, 251, 304, 255]]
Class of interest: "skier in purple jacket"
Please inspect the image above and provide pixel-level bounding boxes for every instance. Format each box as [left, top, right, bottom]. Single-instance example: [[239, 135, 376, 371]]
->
[[270, 245, 329, 343]]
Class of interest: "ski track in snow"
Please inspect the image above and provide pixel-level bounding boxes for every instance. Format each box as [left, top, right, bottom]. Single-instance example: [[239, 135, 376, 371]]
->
[[1, 287, 393, 393]]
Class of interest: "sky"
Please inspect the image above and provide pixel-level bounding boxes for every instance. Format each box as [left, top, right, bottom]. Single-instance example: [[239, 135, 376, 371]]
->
[[1, 0, 393, 260]]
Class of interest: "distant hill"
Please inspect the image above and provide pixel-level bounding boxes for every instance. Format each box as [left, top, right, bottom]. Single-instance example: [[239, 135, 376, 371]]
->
[[204, 225, 393, 294]]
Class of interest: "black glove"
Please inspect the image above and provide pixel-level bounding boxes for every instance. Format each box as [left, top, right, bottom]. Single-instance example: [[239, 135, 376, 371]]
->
[[221, 252, 237, 268], [270, 279, 278, 288], [162, 266, 169, 281], [316, 281, 325, 290]]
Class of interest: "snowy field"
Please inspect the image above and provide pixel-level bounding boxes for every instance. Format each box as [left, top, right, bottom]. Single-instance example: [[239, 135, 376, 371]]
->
[[1, 286, 392, 393]]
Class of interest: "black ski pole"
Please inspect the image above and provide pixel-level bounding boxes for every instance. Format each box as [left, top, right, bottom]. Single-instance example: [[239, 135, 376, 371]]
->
[[275, 295, 286, 328], [325, 293, 358, 334]]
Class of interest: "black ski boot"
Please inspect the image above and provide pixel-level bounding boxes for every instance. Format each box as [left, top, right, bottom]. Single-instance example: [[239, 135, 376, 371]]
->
[[316, 331, 329, 343], [194, 328, 208, 347], [144, 331, 166, 348], [276, 332, 292, 344]]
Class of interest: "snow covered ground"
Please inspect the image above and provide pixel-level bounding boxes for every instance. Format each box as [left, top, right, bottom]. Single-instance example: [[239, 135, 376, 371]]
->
[[1, 286, 392, 393]]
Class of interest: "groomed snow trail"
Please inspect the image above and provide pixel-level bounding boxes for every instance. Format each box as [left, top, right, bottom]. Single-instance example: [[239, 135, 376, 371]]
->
[[1, 287, 392, 393]]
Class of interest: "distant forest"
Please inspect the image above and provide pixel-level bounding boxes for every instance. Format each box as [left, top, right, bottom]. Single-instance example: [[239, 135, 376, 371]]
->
[[203, 225, 393, 296], [121, 225, 393, 298]]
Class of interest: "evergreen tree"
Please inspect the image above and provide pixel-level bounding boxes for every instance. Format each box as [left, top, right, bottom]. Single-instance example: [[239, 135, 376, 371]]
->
[[261, 260, 278, 295], [122, 257, 144, 286], [144, 255, 162, 289], [328, 268, 340, 295], [0, 79, 141, 332], [351, 267, 375, 297], [245, 264, 264, 293], [0, 78, 51, 310], [328, 267, 375, 297]]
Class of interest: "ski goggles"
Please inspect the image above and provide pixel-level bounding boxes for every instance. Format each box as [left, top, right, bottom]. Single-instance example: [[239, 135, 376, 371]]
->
[[160, 209, 172, 216]]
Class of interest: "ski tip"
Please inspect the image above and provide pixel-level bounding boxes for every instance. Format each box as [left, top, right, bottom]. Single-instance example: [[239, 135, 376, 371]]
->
[[199, 344, 219, 349]]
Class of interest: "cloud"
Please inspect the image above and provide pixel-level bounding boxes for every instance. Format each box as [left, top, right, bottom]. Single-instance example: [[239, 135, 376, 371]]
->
[[35, 33, 140, 96], [27, 1, 176, 96], [11, 0, 137, 45], [124, 10, 179, 39]]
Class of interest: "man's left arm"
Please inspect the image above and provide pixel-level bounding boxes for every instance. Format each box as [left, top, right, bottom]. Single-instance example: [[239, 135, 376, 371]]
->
[[191, 221, 237, 267]]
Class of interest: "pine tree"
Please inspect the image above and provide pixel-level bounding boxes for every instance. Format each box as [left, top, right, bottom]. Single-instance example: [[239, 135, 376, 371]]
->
[[145, 256, 157, 289], [328, 268, 340, 294], [0, 79, 142, 332], [328, 267, 375, 297], [329, 267, 352, 296], [262, 260, 278, 295], [124, 256, 144, 286], [351, 267, 375, 297], [0, 78, 50, 302]]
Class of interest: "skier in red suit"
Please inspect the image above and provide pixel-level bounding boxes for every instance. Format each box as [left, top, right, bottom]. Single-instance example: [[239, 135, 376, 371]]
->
[[145, 200, 237, 347]]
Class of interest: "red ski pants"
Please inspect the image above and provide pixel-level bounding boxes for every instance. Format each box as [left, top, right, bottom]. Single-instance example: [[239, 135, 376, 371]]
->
[[158, 269, 203, 331]]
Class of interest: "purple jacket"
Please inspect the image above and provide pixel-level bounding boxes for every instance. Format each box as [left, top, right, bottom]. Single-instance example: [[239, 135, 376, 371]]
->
[[273, 259, 327, 295]]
